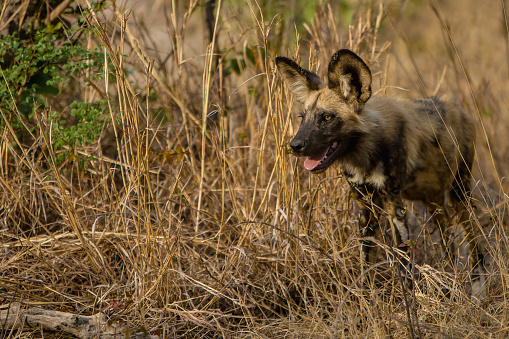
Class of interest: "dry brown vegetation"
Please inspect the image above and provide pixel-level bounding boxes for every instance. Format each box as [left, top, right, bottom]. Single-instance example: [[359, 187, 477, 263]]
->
[[1, 0, 509, 337]]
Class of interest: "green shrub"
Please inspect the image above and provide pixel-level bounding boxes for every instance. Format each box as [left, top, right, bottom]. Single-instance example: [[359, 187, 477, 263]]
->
[[0, 23, 109, 165]]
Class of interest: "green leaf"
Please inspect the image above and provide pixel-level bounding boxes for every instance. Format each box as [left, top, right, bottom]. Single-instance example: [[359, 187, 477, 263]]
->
[[245, 46, 256, 65]]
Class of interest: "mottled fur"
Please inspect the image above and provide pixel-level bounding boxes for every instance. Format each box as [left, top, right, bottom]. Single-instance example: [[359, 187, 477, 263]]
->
[[276, 49, 485, 293]]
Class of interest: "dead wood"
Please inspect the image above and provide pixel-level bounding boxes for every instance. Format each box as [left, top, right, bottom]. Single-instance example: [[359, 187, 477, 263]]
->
[[0, 303, 157, 338]]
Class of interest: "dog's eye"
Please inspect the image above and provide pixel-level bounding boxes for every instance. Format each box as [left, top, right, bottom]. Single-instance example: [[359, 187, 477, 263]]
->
[[324, 114, 334, 121]]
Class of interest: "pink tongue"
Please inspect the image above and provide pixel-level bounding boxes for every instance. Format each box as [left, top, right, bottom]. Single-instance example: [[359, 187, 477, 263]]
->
[[303, 148, 329, 171]]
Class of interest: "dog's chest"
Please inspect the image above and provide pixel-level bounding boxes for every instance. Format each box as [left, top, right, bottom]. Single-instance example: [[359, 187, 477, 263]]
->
[[342, 162, 386, 189]]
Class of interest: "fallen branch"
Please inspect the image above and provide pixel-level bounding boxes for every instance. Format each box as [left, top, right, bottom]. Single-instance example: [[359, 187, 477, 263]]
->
[[45, 0, 71, 25], [0, 303, 156, 338]]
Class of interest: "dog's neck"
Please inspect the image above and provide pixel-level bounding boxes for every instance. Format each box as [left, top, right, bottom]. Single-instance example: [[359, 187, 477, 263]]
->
[[338, 107, 387, 189]]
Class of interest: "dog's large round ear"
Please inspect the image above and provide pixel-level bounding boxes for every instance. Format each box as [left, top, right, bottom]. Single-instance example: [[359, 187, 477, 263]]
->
[[327, 49, 372, 110], [275, 56, 324, 103]]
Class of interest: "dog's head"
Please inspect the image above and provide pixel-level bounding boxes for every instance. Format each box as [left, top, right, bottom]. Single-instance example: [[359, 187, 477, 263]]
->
[[276, 49, 372, 173]]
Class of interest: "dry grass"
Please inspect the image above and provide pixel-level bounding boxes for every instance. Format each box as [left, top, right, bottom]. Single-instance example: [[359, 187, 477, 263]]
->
[[1, 0, 509, 338]]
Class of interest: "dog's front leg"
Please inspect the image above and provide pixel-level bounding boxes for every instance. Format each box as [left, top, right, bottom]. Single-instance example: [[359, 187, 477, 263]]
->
[[385, 195, 413, 284], [358, 204, 380, 264], [385, 195, 409, 250], [351, 185, 383, 264]]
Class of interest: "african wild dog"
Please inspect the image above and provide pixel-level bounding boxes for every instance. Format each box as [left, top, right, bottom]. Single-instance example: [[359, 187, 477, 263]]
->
[[275, 49, 485, 293]]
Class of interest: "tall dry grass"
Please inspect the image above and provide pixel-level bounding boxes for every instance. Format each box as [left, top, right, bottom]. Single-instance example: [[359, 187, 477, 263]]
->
[[1, 0, 508, 337]]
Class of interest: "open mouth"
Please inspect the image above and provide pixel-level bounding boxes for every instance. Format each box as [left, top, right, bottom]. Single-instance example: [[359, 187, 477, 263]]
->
[[303, 141, 341, 173]]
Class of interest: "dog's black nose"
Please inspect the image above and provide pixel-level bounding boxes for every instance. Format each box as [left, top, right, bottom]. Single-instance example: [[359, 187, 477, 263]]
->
[[290, 138, 305, 153]]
